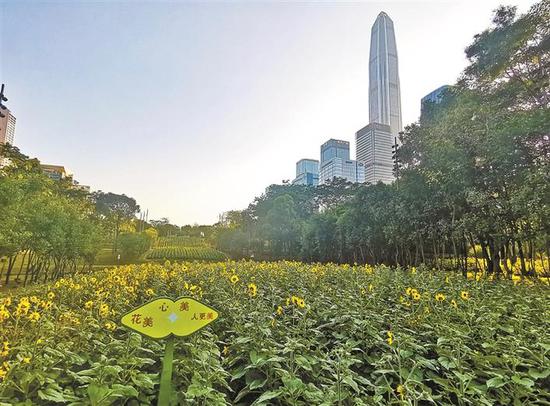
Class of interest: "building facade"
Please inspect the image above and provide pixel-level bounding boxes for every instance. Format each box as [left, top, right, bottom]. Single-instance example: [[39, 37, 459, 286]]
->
[[292, 158, 319, 186], [369, 12, 402, 141], [319, 140, 365, 184], [319, 157, 365, 185], [0, 109, 16, 146], [320, 139, 350, 164], [41, 164, 70, 181], [356, 122, 394, 184], [0, 110, 16, 165]]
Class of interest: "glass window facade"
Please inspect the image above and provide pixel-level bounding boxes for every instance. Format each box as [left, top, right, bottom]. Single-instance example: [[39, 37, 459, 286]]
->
[[296, 159, 319, 177], [320, 139, 350, 164], [293, 159, 319, 186], [319, 157, 365, 185]]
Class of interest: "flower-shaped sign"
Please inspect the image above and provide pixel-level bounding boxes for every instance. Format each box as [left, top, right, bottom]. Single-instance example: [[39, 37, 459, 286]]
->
[[121, 297, 218, 339]]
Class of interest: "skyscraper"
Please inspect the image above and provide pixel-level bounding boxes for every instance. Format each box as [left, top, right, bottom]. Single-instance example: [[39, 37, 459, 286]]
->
[[356, 11, 401, 184], [319, 139, 365, 185], [292, 159, 319, 186], [369, 12, 402, 140]]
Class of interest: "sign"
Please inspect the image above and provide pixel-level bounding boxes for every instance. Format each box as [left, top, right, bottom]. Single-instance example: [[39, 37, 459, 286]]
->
[[120, 297, 219, 406], [121, 297, 218, 339]]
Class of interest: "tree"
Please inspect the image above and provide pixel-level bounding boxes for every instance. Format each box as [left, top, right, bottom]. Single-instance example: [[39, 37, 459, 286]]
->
[[93, 192, 140, 253], [118, 232, 154, 262]]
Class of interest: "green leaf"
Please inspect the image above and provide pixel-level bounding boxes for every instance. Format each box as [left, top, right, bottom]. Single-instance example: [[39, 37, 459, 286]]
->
[[38, 387, 76, 403], [511, 375, 534, 388], [438, 356, 457, 370], [486, 376, 506, 389], [251, 390, 282, 405], [528, 368, 550, 379], [231, 365, 247, 380], [87, 383, 112, 406], [249, 350, 266, 366], [342, 375, 360, 393], [282, 376, 305, 394], [130, 372, 157, 389], [294, 355, 312, 371], [249, 378, 268, 390], [186, 382, 212, 398], [110, 384, 138, 398]]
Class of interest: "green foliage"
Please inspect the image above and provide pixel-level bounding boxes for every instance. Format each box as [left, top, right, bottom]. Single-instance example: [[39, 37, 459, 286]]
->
[[0, 145, 103, 285], [118, 232, 154, 261]]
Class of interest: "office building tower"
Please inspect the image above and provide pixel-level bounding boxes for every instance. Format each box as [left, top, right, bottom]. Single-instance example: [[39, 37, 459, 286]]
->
[[354, 11, 401, 183], [320, 139, 350, 164], [292, 159, 319, 186], [319, 139, 365, 184], [356, 122, 394, 184], [369, 11, 402, 140]]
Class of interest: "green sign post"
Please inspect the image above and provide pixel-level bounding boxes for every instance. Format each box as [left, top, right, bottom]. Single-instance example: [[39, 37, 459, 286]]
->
[[121, 297, 219, 405]]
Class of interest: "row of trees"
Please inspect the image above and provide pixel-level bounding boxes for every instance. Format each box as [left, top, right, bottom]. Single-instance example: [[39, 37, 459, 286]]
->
[[0, 143, 219, 286], [214, 3, 550, 277], [0, 145, 159, 286], [0, 146, 102, 285]]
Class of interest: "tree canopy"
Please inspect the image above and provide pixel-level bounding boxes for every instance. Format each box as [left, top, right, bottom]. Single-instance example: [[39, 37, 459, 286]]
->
[[213, 2, 550, 277]]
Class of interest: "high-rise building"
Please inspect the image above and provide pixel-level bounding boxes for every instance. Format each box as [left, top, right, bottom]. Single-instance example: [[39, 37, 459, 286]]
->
[[0, 109, 16, 146], [320, 139, 350, 163], [355, 11, 401, 184], [421, 85, 450, 118], [369, 12, 402, 140], [356, 122, 394, 184], [319, 139, 365, 184], [292, 159, 319, 186], [319, 158, 365, 185]]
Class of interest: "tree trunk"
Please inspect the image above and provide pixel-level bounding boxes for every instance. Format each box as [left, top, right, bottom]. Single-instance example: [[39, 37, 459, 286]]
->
[[516, 239, 527, 276], [4, 255, 17, 286]]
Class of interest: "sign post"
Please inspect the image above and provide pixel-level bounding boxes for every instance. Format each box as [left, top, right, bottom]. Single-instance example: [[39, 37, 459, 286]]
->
[[121, 297, 219, 406], [158, 337, 174, 405]]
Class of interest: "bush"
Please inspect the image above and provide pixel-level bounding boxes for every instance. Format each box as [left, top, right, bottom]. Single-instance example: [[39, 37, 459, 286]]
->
[[118, 232, 153, 261]]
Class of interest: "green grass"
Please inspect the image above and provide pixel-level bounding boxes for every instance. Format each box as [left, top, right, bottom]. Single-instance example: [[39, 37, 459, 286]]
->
[[145, 246, 227, 262]]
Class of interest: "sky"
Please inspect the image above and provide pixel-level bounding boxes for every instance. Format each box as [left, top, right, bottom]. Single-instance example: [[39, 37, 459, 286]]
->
[[0, 0, 538, 225]]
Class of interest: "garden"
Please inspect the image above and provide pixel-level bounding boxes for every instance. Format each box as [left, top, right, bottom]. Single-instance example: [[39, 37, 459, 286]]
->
[[1, 261, 548, 404]]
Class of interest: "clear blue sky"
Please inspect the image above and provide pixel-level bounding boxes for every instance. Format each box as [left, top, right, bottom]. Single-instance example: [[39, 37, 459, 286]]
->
[[1, 0, 537, 225]]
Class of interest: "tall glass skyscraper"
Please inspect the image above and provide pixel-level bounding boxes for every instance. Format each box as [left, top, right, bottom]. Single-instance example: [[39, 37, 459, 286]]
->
[[356, 11, 401, 184], [368, 11, 402, 141]]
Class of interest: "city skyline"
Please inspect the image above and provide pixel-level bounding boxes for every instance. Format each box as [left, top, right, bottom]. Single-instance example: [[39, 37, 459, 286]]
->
[[1, 0, 538, 225]]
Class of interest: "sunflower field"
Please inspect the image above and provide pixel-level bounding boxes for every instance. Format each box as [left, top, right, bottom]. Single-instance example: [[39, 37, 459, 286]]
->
[[0, 261, 549, 405]]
